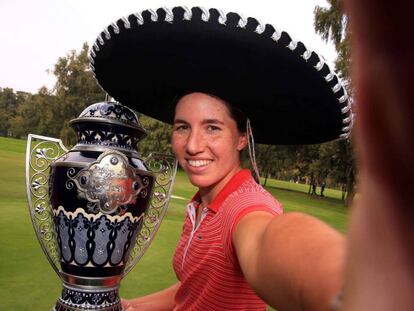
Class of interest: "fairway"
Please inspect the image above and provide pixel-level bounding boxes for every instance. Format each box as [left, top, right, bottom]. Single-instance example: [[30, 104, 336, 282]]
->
[[0, 137, 348, 310]]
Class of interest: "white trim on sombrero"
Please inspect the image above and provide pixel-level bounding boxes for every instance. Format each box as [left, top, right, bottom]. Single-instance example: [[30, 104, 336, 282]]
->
[[288, 39, 298, 51], [218, 9, 227, 25], [325, 73, 335, 82], [302, 49, 312, 60], [148, 8, 159, 22], [200, 7, 210, 22], [237, 14, 248, 28], [182, 6, 191, 21], [163, 7, 174, 23], [97, 34, 104, 45], [271, 28, 283, 42], [122, 16, 131, 28], [314, 55, 326, 71], [93, 42, 100, 52], [89, 50, 95, 61], [340, 97, 354, 139], [133, 11, 144, 25], [255, 18, 266, 34], [103, 28, 111, 40], [110, 22, 120, 34], [89, 6, 354, 141]]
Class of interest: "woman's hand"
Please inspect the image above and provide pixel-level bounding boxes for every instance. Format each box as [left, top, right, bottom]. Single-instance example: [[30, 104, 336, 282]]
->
[[121, 298, 137, 311], [121, 299, 158, 311], [118, 282, 180, 311]]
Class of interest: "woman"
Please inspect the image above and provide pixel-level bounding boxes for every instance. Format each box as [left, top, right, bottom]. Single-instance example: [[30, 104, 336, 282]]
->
[[122, 92, 345, 311], [91, 2, 414, 310]]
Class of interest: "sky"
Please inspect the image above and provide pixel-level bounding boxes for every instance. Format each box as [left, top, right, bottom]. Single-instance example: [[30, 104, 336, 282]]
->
[[0, 0, 336, 94]]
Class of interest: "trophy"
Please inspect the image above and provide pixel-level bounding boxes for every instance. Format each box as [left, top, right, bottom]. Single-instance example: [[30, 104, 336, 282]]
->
[[25, 101, 177, 310]]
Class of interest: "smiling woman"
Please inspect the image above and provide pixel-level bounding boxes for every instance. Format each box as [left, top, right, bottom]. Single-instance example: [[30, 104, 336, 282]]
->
[[123, 92, 346, 311], [168, 93, 284, 309], [172, 93, 247, 199], [90, 6, 351, 311]]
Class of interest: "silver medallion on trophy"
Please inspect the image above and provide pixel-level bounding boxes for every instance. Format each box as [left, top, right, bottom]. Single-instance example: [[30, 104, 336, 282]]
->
[[26, 101, 177, 310]]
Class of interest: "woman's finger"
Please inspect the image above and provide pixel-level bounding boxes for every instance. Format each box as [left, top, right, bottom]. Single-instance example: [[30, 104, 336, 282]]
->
[[120, 298, 132, 308]]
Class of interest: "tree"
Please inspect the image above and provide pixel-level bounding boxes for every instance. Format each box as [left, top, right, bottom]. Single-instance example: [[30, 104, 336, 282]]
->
[[0, 88, 17, 136], [0, 88, 30, 137], [314, 140, 356, 203], [137, 114, 173, 157], [52, 42, 105, 145], [255, 144, 321, 188], [255, 145, 283, 186], [8, 88, 59, 138], [314, 0, 356, 205], [6, 43, 106, 142], [314, 0, 351, 81]]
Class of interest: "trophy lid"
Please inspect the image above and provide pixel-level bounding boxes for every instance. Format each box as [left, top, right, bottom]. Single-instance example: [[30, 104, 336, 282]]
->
[[69, 101, 147, 153], [70, 101, 145, 132]]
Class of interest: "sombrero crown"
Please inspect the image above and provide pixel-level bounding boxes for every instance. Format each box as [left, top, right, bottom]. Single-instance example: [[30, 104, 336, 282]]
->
[[89, 6, 353, 145]]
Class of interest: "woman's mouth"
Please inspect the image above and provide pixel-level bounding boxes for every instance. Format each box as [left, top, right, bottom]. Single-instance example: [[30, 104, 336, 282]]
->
[[187, 159, 212, 167]]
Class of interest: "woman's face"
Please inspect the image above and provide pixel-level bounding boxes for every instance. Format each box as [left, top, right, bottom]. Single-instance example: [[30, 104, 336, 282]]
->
[[172, 93, 247, 191]]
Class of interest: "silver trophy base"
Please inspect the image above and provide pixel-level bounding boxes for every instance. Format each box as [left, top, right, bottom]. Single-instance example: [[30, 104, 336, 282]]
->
[[52, 284, 123, 311]]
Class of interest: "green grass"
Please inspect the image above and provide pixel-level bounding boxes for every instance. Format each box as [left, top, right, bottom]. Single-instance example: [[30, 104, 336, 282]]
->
[[266, 187, 347, 232], [0, 137, 348, 310], [263, 178, 344, 200]]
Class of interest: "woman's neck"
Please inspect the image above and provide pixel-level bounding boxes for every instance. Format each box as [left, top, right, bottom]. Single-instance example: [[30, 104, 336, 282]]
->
[[198, 166, 242, 207]]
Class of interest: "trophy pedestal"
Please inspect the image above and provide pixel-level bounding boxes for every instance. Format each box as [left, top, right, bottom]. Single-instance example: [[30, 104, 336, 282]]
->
[[53, 284, 122, 311]]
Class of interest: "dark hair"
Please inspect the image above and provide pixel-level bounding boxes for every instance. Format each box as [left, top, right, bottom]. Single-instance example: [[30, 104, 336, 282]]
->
[[173, 92, 248, 133]]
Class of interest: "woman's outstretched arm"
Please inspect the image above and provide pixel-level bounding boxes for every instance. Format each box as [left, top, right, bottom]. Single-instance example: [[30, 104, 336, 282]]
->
[[233, 211, 345, 311], [236, 1, 414, 310]]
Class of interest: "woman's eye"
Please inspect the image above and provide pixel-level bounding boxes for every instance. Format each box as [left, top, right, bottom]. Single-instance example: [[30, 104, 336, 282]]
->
[[207, 125, 221, 132], [173, 124, 188, 131]]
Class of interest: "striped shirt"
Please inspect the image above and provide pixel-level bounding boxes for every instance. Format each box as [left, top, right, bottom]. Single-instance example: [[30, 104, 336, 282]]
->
[[173, 169, 283, 310]]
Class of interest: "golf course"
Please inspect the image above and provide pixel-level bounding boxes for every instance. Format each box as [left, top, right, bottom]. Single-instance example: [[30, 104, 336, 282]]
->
[[0, 136, 348, 310]]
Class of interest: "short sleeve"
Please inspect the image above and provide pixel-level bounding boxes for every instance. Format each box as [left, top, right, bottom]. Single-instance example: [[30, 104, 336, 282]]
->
[[220, 191, 282, 268]]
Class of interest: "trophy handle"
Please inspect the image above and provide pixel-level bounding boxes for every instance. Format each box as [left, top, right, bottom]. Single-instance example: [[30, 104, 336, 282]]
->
[[25, 134, 69, 277], [122, 153, 178, 277]]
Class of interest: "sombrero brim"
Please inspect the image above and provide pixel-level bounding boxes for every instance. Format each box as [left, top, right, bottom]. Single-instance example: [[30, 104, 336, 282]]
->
[[89, 6, 353, 145]]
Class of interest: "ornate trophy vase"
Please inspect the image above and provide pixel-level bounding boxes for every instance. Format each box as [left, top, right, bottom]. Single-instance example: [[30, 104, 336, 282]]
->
[[26, 101, 177, 311]]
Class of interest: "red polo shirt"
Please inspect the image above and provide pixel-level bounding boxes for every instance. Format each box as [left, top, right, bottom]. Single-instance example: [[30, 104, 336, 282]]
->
[[173, 169, 283, 310]]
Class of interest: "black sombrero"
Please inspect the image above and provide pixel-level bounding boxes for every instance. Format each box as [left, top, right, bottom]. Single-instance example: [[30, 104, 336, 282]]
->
[[89, 6, 353, 145]]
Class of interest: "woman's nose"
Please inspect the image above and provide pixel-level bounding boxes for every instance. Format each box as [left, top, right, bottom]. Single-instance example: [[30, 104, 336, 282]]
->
[[186, 129, 205, 154]]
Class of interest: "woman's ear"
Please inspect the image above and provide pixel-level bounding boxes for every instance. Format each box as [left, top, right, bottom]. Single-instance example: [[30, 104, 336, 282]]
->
[[237, 133, 248, 151]]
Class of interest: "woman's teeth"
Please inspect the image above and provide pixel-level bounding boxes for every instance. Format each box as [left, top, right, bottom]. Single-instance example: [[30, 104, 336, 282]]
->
[[188, 160, 211, 167]]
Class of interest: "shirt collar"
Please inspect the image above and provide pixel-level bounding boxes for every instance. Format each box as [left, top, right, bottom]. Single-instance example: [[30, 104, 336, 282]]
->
[[189, 169, 252, 213]]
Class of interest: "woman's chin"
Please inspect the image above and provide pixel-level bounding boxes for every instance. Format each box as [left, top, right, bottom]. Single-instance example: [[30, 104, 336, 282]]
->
[[187, 175, 213, 189]]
